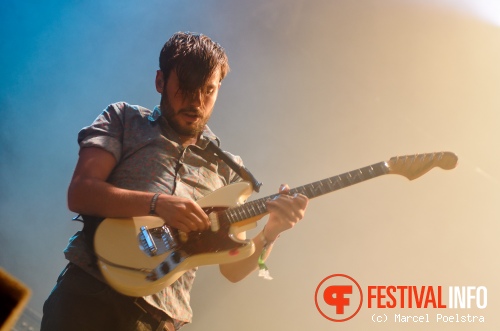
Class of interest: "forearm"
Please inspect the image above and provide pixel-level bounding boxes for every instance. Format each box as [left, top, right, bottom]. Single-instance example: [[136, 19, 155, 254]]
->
[[68, 176, 154, 218], [220, 185, 309, 282], [68, 147, 210, 231], [67, 146, 154, 218], [219, 228, 277, 283]]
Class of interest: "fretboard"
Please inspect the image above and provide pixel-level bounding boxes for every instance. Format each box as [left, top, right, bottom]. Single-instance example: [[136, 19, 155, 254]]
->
[[222, 161, 390, 225]]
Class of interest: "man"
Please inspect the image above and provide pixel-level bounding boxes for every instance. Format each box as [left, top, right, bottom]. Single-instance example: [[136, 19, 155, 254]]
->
[[41, 32, 308, 331]]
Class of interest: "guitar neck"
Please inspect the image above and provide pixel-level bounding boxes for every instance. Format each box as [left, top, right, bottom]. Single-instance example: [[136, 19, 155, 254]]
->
[[223, 161, 390, 225]]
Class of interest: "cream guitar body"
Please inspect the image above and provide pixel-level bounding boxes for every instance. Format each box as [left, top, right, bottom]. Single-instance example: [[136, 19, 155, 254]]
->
[[95, 182, 256, 297]]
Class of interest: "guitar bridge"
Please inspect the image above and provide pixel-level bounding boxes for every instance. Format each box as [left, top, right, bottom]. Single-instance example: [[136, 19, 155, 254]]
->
[[139, 226, 157, 255], [138, 225, 177, 257]]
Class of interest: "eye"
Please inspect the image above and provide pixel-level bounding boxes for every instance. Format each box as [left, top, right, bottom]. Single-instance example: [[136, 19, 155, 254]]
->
[[205, 84, 217, 95]]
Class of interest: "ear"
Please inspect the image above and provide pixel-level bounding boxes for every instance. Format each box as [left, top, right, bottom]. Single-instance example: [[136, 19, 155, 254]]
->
[[155, 70, 164, 93]]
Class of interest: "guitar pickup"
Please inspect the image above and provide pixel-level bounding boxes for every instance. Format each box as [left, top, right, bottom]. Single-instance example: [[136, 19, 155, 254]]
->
[[209, 212, 219, 232], [139, 226, 158, 255]]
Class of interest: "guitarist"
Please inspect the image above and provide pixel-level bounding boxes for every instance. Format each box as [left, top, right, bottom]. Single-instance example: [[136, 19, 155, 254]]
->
[[41, 32, 309, 331]]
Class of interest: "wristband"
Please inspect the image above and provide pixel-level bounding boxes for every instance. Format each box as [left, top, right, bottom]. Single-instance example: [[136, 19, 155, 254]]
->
[[260, 225, 280, 247], [257, 226, 280, 280], [149, 193, 161, 215], [259, 230, 278, 248]]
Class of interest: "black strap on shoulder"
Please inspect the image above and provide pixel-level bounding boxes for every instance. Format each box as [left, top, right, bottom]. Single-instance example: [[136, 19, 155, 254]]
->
[[73, 214, 104, 248], [206, 140, 262, 192]]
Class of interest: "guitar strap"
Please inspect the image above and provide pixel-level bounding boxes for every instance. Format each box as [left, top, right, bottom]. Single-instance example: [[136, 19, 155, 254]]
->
[[206, 139, 262, 193], [74, 214, 103, 253]]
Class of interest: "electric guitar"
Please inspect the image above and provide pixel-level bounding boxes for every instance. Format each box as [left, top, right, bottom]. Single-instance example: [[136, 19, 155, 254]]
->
[[94, 151, 458, 297]]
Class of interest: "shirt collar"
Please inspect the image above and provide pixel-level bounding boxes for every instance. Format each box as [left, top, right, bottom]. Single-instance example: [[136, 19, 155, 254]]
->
[[148, 105, 162, 122]]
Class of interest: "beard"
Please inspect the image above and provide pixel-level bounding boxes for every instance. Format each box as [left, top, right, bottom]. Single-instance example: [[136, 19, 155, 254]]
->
[[160, 93, 210, 137]]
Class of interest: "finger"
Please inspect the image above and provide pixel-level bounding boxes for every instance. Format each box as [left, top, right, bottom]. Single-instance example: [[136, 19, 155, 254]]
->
[[292, 193, 309, 209], [267, 199, 300, 223], [279, 184, 290, 195], [177, 213, 205, 232], [267, 194, 307, 221], [184, 201, 210, 231], [166, 207, 208, 232], [269, 192, 307, 207], [188, 211, 210, 231], [169, 219, 192, 233]]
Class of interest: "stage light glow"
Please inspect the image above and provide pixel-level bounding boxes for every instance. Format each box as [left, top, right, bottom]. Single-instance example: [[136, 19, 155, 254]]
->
[[413, 0, 500, 26]]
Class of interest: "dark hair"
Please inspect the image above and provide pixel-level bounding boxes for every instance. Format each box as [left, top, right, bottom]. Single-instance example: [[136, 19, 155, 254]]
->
[[159, 32, 230, 94]]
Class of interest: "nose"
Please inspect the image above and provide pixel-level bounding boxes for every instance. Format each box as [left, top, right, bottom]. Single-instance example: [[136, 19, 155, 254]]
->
[[189, 90, 203, 107]]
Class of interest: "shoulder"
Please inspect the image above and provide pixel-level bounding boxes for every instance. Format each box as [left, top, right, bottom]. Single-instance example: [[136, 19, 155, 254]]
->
[[104, 102, 154, 119]]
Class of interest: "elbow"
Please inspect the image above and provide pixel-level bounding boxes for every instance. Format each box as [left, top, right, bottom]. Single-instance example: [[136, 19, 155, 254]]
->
[[67, 184, 77, 212], [222, 273, 244, 284], [67, 195, 80, 213], [67, 180, 86, 214], [67, 189, 80, 213], [224, 274, 243, 284], [219, 265, 246, 283]]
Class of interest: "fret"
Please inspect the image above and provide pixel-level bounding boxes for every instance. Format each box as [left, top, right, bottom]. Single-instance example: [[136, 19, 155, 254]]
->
[[224, 209, 233, 223], [312, 182, 324, 196], [346, 172, 354, 185], [221, 161, 391, 225], [305, 184, 315, 198], [326, 177, 338, 191], [241, 205, 251, 219], [335, 176, 345, 189], [361, 166, 375, 180], [352, 169, 364, 183], [308, 182, 321, 198], [255, 200, 267, 214], [309, 183, 322, 197], [229, 208, 239, 223], [343, 173, 355, 186], [236, 206, 245, 221], [367, 165, 375, 177], [317, 179, 329, 195], [248, 202, 258, 216]]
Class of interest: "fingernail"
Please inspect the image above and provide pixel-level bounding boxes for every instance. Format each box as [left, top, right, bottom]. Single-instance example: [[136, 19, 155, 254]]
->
[[269, 195, 280, 201]]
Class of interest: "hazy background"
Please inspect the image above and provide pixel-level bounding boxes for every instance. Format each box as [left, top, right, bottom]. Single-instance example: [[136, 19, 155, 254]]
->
[[1, 0, 499, 330]]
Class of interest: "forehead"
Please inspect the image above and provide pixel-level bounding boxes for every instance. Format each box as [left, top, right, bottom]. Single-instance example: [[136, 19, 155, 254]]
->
[[170, 67, 221, 91], [205, 68, 221, 85]]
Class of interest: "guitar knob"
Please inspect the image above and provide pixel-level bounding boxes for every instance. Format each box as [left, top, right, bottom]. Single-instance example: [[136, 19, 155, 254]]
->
[[160, 262, 170, 274], [171, 251, 182, 263]]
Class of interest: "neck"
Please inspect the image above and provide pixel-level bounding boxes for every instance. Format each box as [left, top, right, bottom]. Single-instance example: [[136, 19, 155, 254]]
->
[[160, 116, 202, 147], [179, 135, 199, 147]]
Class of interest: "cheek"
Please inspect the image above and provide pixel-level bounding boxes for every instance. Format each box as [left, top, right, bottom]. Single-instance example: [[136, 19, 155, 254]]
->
[[206, 91, 219, 109], [167, 91, 184, 111]]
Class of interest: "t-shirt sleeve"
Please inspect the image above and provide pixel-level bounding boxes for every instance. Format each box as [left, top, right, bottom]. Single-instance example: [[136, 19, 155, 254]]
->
[[77, 103, 126, 162]]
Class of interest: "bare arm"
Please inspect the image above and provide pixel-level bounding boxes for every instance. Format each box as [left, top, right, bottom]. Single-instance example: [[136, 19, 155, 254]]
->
[[68, 147, 210, 232], [219, 185, 309, 282]]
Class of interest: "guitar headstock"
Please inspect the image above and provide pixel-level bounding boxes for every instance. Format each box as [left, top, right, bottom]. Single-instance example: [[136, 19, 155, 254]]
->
[[387, 152, 458, 180]]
